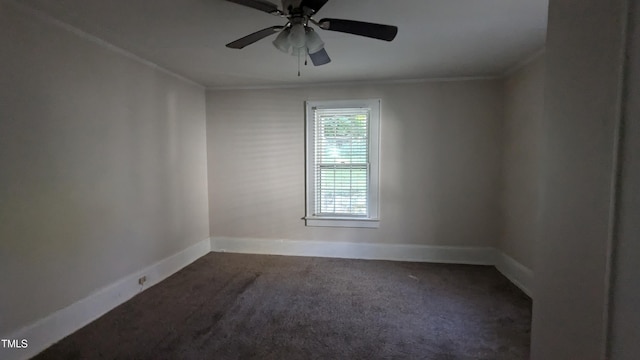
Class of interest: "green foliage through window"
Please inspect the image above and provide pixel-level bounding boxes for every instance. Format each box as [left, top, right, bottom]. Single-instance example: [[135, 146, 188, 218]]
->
[[313, 108, 370, 216]]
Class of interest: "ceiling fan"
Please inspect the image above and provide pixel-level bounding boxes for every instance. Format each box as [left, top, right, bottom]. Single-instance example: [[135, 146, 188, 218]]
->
[[225, 0, 398, 67]]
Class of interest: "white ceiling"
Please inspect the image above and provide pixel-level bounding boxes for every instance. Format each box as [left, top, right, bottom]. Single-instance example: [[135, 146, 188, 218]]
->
[[21, 0, 548, 88]]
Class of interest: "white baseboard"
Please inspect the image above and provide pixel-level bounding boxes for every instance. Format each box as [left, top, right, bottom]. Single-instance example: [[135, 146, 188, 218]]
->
[[211, 237, 533, 297], [211, 236, 496, 265], [2, 238, 211, 360], [494, 252, 534, 297]]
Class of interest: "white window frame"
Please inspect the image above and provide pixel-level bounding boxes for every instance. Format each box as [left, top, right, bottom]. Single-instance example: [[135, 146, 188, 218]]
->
[[305, 99, 380, 228]]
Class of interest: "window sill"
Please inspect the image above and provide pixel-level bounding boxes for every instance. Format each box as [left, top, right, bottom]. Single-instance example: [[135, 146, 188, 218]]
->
[[304, 217, 380, 228]]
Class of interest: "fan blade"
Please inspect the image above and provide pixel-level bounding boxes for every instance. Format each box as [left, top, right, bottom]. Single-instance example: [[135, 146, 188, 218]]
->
[[226, 26, 284, 49], [300, 0, 329, 14], [309, 48, 331, 66], [225, 0, 281, 15], [318, 18, 398, 41]]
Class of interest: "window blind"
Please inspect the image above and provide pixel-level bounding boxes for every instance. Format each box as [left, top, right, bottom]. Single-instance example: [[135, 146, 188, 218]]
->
[[313, 107, 370, 216]]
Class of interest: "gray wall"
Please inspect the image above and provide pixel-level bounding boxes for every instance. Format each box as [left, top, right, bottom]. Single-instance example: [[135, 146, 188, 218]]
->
[[609, 1, 640, 358], [530, 0, 628, 358], [0, 3, 209, 336], [500, 56, 545, 270], [206, 81, 503, 247]]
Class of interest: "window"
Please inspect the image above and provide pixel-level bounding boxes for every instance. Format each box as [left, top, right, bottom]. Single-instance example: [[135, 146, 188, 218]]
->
[[305, 99, 380, 228]]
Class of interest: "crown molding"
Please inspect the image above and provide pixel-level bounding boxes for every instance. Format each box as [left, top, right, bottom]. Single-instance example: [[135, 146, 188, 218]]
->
[[206, 75, 501, 91], [3, 0, 205, 90], [503, 47, 546, 77]]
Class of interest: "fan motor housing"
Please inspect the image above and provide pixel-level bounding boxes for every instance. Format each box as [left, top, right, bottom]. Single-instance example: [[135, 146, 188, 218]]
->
[[281, 0, 301, 15]]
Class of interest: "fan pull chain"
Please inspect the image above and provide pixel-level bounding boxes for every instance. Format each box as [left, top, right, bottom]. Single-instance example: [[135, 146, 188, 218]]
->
[[305, 49, 308, 66], [297, 51, 301, 77]]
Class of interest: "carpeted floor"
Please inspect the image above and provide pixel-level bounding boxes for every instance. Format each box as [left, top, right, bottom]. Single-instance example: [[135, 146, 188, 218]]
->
[[34, 253, 531, 360]]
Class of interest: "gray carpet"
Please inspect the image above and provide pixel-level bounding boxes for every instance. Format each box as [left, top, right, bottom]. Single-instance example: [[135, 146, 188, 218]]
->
[[33, 253, 531, 359]]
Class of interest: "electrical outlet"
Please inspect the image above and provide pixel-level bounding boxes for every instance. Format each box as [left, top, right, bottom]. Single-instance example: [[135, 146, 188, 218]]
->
[[138, 276, 147, 285]]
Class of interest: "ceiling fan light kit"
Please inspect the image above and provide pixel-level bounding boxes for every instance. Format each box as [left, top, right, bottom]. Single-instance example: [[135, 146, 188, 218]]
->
[[288, 22, 307, 48], [272, 28, 292, 53], [305, 28, 324, 54], [225, 0, 398, 73]]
